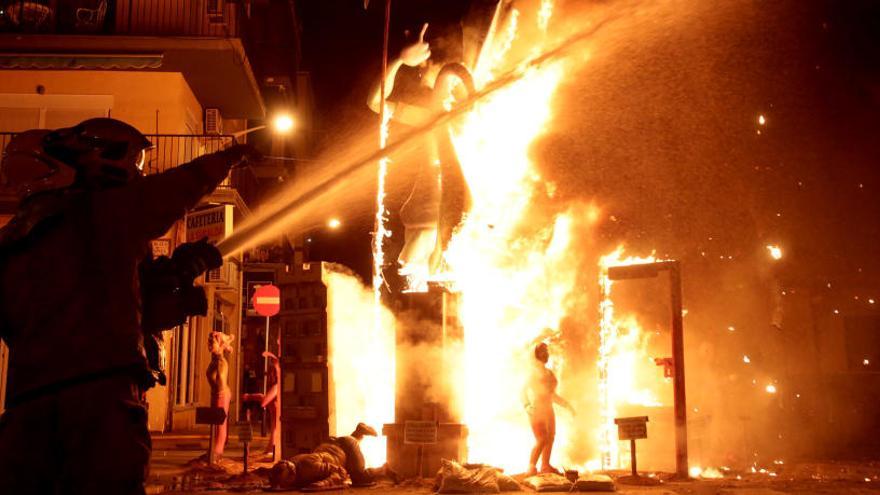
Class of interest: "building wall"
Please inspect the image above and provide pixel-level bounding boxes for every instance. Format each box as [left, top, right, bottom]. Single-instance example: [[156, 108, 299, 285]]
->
[[0, 70, 202, 134], [0, 215, 10, 413], [0, 70, 246, 431]]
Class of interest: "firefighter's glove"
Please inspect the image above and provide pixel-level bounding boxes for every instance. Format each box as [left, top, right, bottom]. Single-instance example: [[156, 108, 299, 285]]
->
[[172, 237, 222, 281], [221, 144, 262, 169]]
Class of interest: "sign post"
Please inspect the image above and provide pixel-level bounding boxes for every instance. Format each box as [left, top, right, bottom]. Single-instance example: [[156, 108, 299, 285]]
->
[[615, 416, 649, 478], [607, 260, 689, 478], [237, 421, 254, 474], [252, 284, 280, 459], [195, 406, 228, 466], [252, 284, 281, 389], [404, 420, 438, 478]]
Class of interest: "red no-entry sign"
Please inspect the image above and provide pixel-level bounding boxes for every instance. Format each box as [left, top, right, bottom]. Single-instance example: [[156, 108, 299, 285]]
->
[[252, 284, 280, 317]]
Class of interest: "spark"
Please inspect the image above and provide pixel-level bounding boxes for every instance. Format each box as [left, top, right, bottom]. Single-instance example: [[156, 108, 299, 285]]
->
[[758, 114, 766, 125], [765, 384, 777, 394], [537, 0, 553, 32], [870, 299, 875, 304], [743, 355, 751, 363], [727, 325, 735, 332], [372, 104, 393, 343], [766, 244, 783, 260], [327, 218, 342, 229], [864, 359, 871, 366]]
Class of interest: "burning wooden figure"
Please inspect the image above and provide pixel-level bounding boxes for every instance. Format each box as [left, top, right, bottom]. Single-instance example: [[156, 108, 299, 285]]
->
[[367, 22, 473, 291]]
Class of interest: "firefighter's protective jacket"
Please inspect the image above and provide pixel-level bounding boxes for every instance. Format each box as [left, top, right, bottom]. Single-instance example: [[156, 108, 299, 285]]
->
[[0, 152, 234, 405]]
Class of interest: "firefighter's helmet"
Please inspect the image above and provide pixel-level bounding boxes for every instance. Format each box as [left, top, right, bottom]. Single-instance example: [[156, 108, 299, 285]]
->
[[0, 129, 77, 201], [43, 118, 153, 187]]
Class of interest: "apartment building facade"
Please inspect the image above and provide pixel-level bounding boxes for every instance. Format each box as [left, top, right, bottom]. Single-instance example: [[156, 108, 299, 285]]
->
[[0, 0, 310, 434]]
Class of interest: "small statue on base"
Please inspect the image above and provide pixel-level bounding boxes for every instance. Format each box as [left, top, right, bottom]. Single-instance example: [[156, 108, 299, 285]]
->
[[207, 331, 235, 460]]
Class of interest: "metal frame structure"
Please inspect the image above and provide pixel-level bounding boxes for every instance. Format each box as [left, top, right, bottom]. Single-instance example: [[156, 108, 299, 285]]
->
[[606, 260, 689, 478]]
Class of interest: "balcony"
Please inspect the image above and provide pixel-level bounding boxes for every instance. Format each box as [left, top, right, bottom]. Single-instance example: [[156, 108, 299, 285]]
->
[[0, 1, 264, 118], [145, 133, 258, 209], [0, 132, 259, 213], [0, 0, 244, 37]]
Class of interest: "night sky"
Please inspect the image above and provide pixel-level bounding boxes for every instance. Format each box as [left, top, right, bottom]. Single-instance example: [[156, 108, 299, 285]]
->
[[294, 0, 880, 287]]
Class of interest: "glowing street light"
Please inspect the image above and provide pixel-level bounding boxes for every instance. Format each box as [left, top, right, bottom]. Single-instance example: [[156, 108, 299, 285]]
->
[[272, 113, 295, 133], [232, 112, 296, 138]]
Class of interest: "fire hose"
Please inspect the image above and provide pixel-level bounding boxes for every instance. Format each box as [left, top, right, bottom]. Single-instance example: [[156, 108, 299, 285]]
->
[[216, 19, 614, 258]]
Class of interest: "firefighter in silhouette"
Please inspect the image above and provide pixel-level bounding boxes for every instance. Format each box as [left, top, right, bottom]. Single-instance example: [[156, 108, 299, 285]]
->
[[0, 118, 257, 494]]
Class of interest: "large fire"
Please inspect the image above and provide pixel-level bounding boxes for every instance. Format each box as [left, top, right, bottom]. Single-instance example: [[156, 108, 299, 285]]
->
[[324, 265, 395, 467], [446, 1, 670, 473], [329, 0, 673, 474]]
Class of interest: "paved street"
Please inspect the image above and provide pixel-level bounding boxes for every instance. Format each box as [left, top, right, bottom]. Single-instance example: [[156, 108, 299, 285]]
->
[[146, 433, 880, 494]]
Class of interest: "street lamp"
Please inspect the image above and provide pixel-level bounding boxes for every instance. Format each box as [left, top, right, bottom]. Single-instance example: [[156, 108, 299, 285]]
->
[[272, 114, 295, 133], [232, 112, 296, 138]]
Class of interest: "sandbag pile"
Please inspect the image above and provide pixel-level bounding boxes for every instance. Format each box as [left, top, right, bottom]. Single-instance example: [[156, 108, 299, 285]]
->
[[522, 472, 616, 492], [572, 473, 615, 492], [435, 459, 522, 493], [522, 473, 572, 492]]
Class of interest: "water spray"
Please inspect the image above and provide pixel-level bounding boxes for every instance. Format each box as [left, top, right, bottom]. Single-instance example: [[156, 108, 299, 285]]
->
[[216, 19, 613, 258]]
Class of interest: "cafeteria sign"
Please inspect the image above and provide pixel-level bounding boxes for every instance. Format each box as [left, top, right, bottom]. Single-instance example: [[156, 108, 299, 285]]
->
[[186, 205, 233, 243]]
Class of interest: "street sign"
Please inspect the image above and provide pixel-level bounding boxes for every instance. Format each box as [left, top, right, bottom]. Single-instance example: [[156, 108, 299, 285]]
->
[[404, 420, 438, 445], [616, 416, 649, 478], [186, 204, 233, 244], [150, 238, 171, 257], [253, 284, 281, 317], [195, 407, 227, 426], [615, 416, 649, 440]]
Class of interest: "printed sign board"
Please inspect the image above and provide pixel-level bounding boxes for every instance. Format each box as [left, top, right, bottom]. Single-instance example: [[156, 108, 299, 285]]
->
[[150, 238, 171, 257], [195, 407, 227, 426], [404, 420, 438, 445], [615, 416, 649, 440], [186, 204, 233, 243], [236, 422, 253, 443]]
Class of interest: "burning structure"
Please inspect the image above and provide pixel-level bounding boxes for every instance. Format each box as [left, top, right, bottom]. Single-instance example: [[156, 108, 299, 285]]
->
[[253, 0, 880, 482], [271, 0, 699, 477]]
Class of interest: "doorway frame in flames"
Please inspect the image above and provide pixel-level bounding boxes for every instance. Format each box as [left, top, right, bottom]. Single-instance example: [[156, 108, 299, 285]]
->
[[605, 260, 689, 479]]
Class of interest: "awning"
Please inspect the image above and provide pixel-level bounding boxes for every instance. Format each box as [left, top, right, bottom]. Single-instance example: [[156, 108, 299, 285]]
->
[[0, 53, 163, 70]]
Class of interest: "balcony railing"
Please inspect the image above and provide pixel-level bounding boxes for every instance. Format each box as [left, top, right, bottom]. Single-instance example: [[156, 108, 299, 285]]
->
[[0, 0, 244, 37], [0, 132, 259, 206]]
